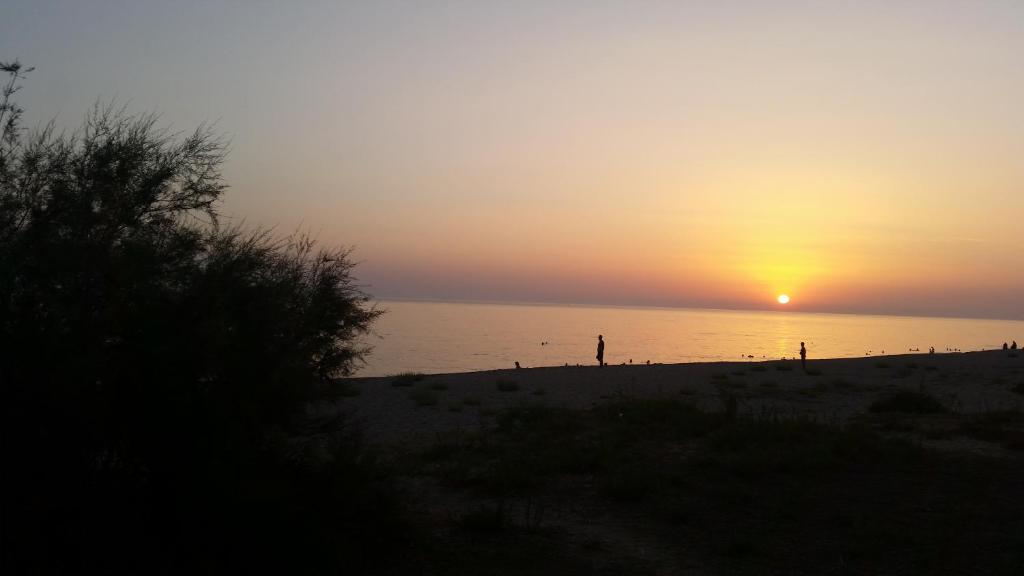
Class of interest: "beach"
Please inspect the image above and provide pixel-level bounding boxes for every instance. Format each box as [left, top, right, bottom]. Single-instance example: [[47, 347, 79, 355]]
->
[[340, 350, 1023, 449], [332, 349, 1024, 573]]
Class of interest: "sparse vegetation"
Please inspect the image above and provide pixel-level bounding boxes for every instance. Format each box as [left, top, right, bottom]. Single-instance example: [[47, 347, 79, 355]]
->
[[417, 397, 1024, 574], [870, 389, 947, 414], [497, 378, 520, 392], [392, 372, 426, 387], [959, 410, 1024, 450]]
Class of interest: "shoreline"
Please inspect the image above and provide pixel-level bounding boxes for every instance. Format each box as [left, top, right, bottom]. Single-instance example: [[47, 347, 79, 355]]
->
[[338, 350, 1023, 447], [355, 350, 989, 380]]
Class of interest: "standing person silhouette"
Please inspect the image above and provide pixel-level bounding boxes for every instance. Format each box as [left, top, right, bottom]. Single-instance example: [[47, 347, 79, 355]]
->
[[596, 335, 605, 367], [800, 342, 807, 371]]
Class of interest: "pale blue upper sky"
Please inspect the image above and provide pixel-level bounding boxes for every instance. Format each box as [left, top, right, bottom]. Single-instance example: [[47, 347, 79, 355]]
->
[[3, 1, 1023, 319]]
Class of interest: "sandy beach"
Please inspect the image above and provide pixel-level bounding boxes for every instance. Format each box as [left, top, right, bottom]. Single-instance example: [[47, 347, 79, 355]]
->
[[340, 350, 1024, 448], [327, 349, 1024, 574]]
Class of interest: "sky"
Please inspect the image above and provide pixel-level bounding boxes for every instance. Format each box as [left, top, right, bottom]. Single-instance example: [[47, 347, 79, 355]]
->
[[2, 1, 1022, 320]]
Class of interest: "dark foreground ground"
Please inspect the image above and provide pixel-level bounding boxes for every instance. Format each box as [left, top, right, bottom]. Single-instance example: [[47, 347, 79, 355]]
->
[[336, 350, 1024, 575]]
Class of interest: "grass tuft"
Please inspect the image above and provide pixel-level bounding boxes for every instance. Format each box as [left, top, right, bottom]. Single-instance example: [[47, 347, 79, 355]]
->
[[392, 372, 425, 387], [869, 389, 946, 414]]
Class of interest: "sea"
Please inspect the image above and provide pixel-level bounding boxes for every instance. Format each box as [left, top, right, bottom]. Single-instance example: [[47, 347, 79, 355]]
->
[[356, 300, 1024, 377]]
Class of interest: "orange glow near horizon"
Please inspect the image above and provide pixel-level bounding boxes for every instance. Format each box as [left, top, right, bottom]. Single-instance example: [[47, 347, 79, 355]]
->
[[17, 2, 1011, 319]]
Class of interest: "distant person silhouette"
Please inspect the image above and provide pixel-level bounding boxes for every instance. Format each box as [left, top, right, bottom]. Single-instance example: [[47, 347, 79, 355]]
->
[[800, 342, 807, 371], [1003, 342, 1009, 350], [596, 335, 605, 367], [1012, 341, 1018, 350]]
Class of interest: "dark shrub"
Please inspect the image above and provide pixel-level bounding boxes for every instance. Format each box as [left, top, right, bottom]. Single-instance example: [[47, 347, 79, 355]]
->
[[0, 63, 391, 573]]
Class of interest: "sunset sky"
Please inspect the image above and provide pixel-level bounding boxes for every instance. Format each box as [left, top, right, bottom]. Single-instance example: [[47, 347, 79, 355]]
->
[[3, 1, 1022, 319]]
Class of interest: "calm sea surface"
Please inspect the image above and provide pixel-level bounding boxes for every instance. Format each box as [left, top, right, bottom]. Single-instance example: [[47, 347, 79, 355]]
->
[[357, 300, 1024, 376]]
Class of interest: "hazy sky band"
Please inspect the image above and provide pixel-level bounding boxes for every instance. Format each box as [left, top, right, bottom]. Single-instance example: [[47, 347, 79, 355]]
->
[[3, 1, 1022, 319]]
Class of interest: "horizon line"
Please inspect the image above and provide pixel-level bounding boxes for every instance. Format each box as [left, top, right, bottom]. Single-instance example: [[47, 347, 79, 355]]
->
[[371, 295, 1024, 324]]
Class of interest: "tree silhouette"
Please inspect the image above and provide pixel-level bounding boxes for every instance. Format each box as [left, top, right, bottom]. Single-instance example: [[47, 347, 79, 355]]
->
[[0, 62, 393, 574]]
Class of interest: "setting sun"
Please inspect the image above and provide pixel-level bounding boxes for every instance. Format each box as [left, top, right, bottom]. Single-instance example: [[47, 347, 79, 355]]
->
[[777, 294, 790, 304]]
